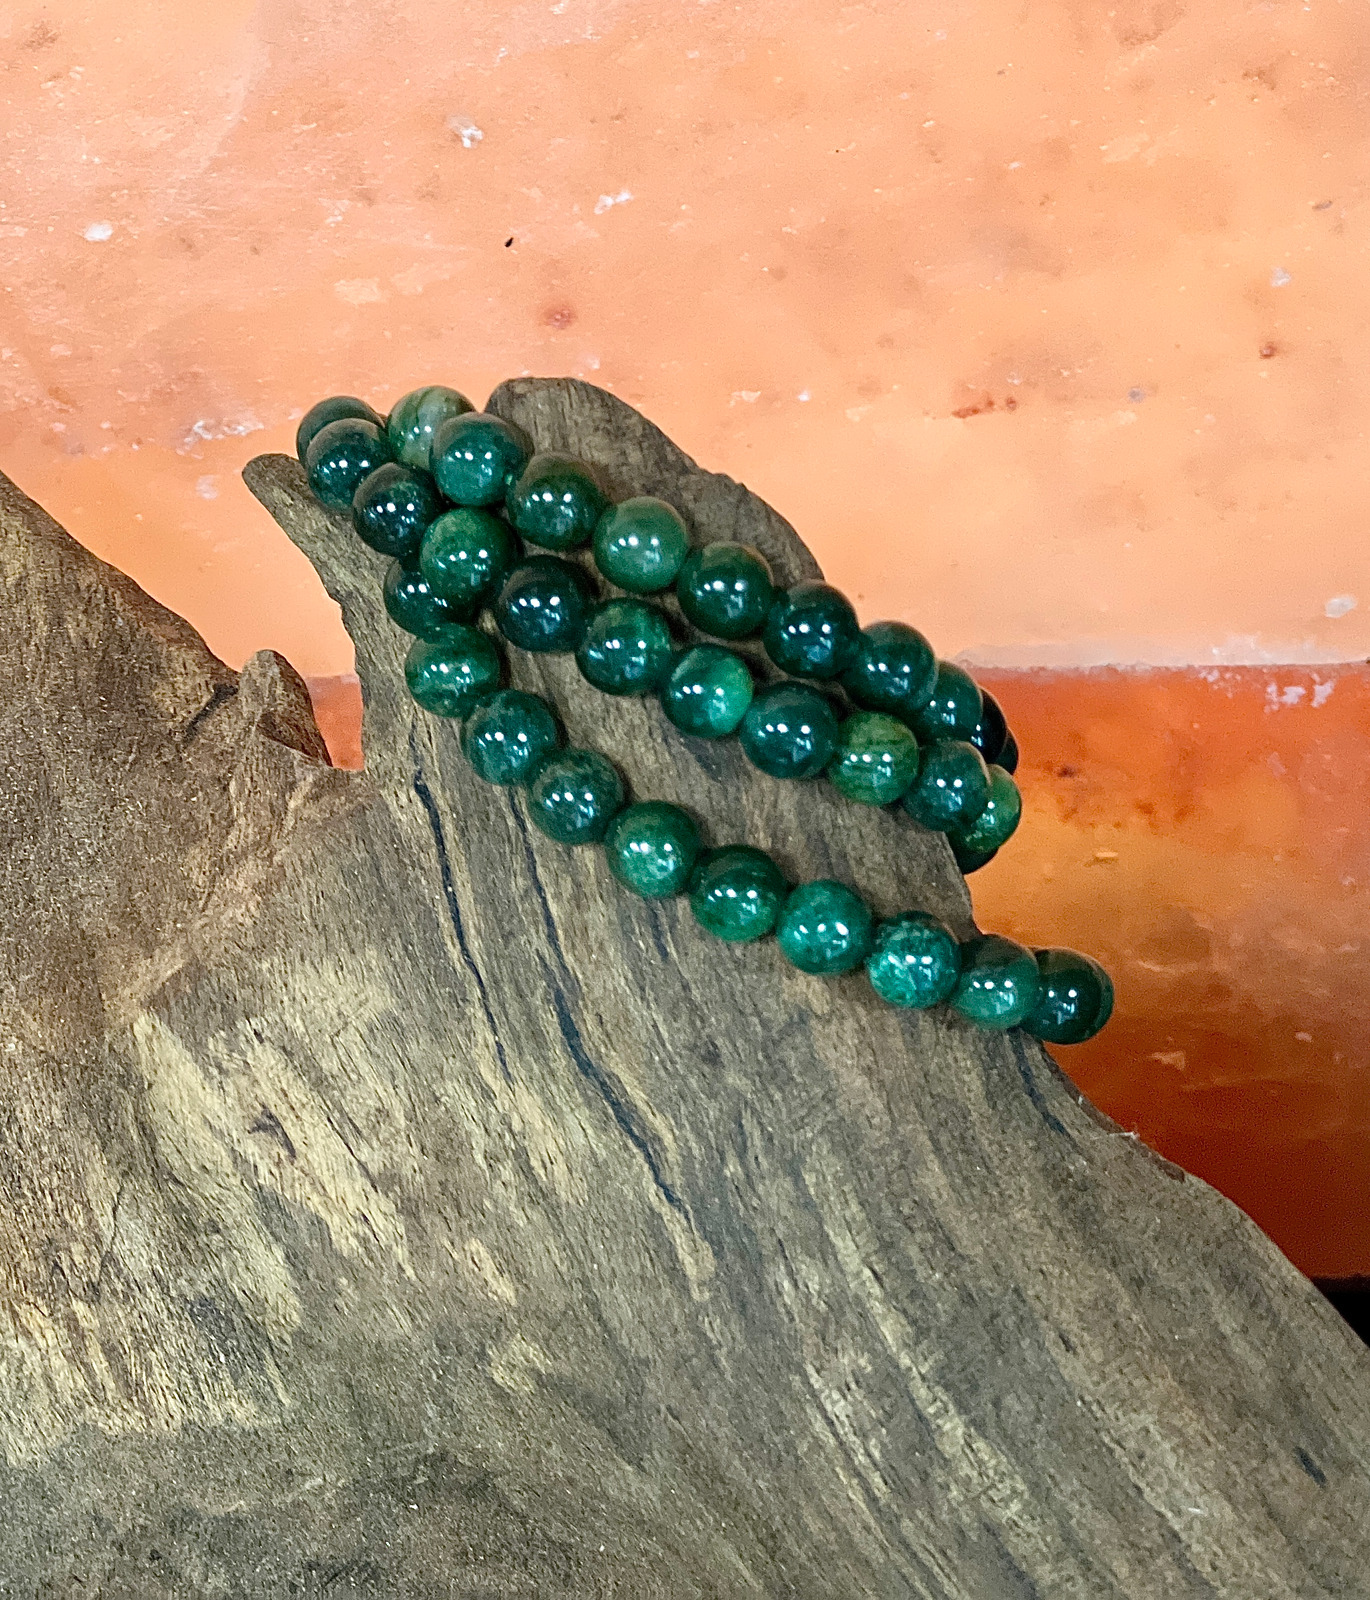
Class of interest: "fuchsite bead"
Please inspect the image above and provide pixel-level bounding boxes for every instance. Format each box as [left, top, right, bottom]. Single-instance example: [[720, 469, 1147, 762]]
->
[[386, 384, 474, 470], [689, 847, 787, 943], [827, 712, 920, 806], [575, 598, 675, 696], [969, 689, 1009, 768], [661, 644, 753, 738], [384, 558, 473, 641], [527, 749, 624, 845], [909, 661, 984, 744], [506, 453, 609, 551], [604, 801, 701, 898], [950, 838, 998, 875], [763, 581, 862, 680], [495, 557, 594, 654], [296, 395, 383, 464], [841, 621, 938, 719], [998, 730, 1020, 775], [420, 508, 516, 611], [739, 683, 840, 781], [903, 740, 991, 832], [593, 497, 690, 593], [676, 543, 776, 639], [431, 412, 533, 506], [461, 690, 561, 786], [305, 417, 395, 510], [351, 462, 443, 558], [403, 629, 502, 720], [864, 912, 962, 1008], [776, 880, 874, 975], [947, 764, 1022, 855], [950, 934, 1042, 1030], [1024, 949, 1114, 1044]]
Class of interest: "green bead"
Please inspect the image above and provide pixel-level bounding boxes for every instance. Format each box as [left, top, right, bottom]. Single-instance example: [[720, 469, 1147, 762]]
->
[[950, 935, 1042, 1030], [909, 661, 984, 743], [384, 558, 474, 641], [506, 453, 608, 551], [305, 417, 395, 510], [420, 507, 517, 610], [593, 498, 690, 592], [495, 558, 594, 654], [950, 838, 998, 875], [386, 384, 474, 470], [527, 749, 624, 845], [604, 801, 701, 898], [351, 462, 442, 558], [776, 880, 873, 975], [948, 764, 1022, 854], [576, 599, 674, 697], [403, 629, 502, 720], [762, 581, 861, 680], [431, 412, 533, 506], [841, 621, 938, 718], [827, 712, 919, 806], [864, 912, 961, 1008], [297, 395, 384, 463], [462, 689, 561, 785], [739, 683, 839, 780], [903, 740, 991, 832], [969, 689, 1009, 767], [1025, 949, 1114, 1044], [689, 846, 787, 943], [661, 644, 753, 738], [999, 730, 1020, 775], [675, 543, 776, 639]]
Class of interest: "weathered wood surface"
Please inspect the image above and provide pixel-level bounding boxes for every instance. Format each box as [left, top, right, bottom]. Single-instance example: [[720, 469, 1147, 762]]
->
[[0, 377, 1366, 1596]]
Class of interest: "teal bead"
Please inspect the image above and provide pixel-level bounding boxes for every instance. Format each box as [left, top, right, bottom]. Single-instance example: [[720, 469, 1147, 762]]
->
[[305, 417, 395, 510], [762, 581, 861, 680], [1025, 949, 1114, 1044], [999, 730, 1020, 775], [593, 498, 690, 593], [841, 621, 937, 718], [950, 935, 1042, 1030], [776, 880, 873, 975], [527, 749, 624, 845], [420, 507, 517, 610], [403, 629, 502, 720], [827, 712, 920, 806], [576, 599, 674, 697], [506, 453, 608, 551], [969, 689, 1009, 767], [384, 558, 474, 641], [661, 644, 753, 738], [676, 543, 776, 639], [351, 462, 442, 558], [296, 395, 383, 463], [495, 558, 594, 654], [947, 764, 1022, 854], [689, 846, 787, 943], [461, 689, 561, 786], [950, 838, 998, 875], [386, 384, 474, 470], [739, 683, 840, 780], [864, 912, 962, 1008], [604, 801, 701, 898], [903, 740, 991, 832], [909, 661, 984, 743], [431, 412, 533, 506]]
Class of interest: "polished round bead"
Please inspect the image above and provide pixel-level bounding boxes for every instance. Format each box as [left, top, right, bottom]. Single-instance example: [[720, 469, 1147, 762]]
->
[[384, 558, 474, 641], [431, 412, 533, 506], [739, 683, 840, 780], [675, 543, 776, 639], [296, 395, 383, 464], [462, 690, 561, 786], [386, 384, 473, 470], [576, 598, 675, 696], [351, 462, 442, 558], [689, 846, 787, 943], [762, 581, 862, 680], [909, 661, 984, 744], [1024, 948, 1114, 1044], [969, 689, 1009, 767], [865, 912, 962, 1008], [420, 507, 517, 611], [950, 838, 998, 875], [827, 712, 920, 806], [495, 557, 594, 654], [998, 730, 1021, 775], [903, 739, 991, 832], [947, 764, 1022, 854], [305, 418, 394, 510], [527, 749, 624, 845], [506, 453, 608, 551], [403, 629, 502, 720], [776, 880, 874, 975], [661, 644, 753, 738], [841, 620, 937, 718], [604, 801, 701, 898], [950, 935, 1042, 1030], [593, 498, 690, 593]]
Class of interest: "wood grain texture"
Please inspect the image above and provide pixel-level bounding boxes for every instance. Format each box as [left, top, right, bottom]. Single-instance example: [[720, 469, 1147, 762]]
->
[[0, 377, 1365, 1596]]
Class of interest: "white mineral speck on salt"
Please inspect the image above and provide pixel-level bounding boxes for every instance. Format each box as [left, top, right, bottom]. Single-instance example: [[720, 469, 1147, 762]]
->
[[447, 117, 484, 149], [594, 190, 633, 214], [83, 221, 113, 242], [196, 476, 219, 500], [1324, 594, 1357, 618], [797, 390, 811, 401], [1313, 680, 1335, 708], [1270, 266, 1291, 287]]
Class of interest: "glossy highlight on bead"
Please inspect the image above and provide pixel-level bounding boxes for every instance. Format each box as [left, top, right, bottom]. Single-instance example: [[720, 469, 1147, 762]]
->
[[689, 846, 787, 943], [739, 682, 840, 780], [527, 749, 624, 844], [828, 712, 919, 806], [951, 935, 1042, 1029], [384, 558, 473, 641], [403, 629, 502, 720], [462, 689, 561, 786], [1024, 948, 1114, 1044], [431, 411, 533, 506], [948, 764, 1022, 854], [386, 384, 474, 470], [842, 621, 937, 719], [865, 912, 961, 1008], [305, 417, 394, 510], [351, 462, 442, 558], [297, 395, 384, 464], [909, 661, 984, 744], [576, 598, 674, 696], [495, 557, 594, 654], [604, 801, 701, 897], [763, 581, 861, 680], [675, 543, 776, 639], [507, 453, 608, 551], [420, 507, 516, 612], [593, 497, 690, 593], [661, 644, 753, 738], [776, 880, 873, 975], [903, 740, 991, 832]]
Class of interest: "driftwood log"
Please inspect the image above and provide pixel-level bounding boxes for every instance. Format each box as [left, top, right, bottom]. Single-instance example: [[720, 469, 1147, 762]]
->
[[0, 377, 1366, 1597]]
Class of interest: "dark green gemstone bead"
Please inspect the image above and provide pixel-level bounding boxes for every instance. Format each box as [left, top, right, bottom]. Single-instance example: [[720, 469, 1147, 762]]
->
[[947, 764, 1022, 854], [1024, 948, 1114, 1045], [420, 507, 516, 610], [431, 412, 533, 506], [576, 598, 675, 697], [296, 395, 383, 464], [998, 730, 1020, 775], [841, 620, 937, 718], [776, 880, 873, 975], [903, 739, 991, 832], [950, 839, 998, 875], [950, 934, 1042, 1030], [351, 462, 442, 558], [384, 558, 474, 641], [864, 912, 961, 1008], [739, 683, 840, 781], [828, 712, 920, 806], [762, 581, 861, 680], [675, 543, 776, 639], [495, 558, 594, 654], [403, 629, 502, 720], [604, 801, 701, 898], [506, 453, 608, 551], [969, 689, 1009, 767], [527, 749, 624, 845], [461, 690, 561, 786], [689, 846, 787, 943], [661, 644, 753, 738], [305, 417, 395, 510], [909, 661, 984, 743], [593, 498, 690, 593], [386, 384, 474, 470]]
